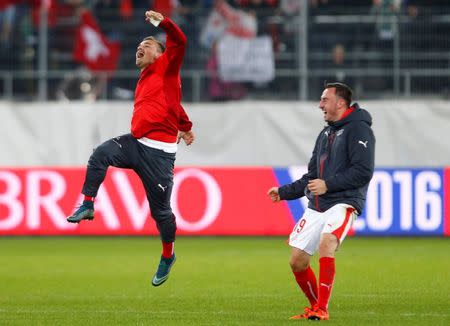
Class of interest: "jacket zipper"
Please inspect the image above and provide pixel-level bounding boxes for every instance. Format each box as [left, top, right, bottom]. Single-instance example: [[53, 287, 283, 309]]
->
[[316, 130, 336, 211]]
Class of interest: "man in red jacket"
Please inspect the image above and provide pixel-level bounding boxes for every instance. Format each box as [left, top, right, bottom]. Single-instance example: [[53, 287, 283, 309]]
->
[[67, 10, 194, 287]]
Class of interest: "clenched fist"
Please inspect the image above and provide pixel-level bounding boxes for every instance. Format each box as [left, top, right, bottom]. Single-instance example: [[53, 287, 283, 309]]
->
[[267, 187, 281, 203]]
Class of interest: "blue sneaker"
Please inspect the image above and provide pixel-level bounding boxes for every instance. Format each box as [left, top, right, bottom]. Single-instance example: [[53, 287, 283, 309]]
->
[[67, 202, 94, 223], [152, 254, 176, 287]]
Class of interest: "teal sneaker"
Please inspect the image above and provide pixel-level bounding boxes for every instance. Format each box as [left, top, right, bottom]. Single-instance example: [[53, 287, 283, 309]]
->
[[152, 254, 176, 287], [67, 202, 94, 223]]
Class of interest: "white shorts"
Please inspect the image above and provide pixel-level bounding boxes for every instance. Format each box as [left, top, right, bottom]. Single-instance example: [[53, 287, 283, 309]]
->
[[288, 204, 356, 255]]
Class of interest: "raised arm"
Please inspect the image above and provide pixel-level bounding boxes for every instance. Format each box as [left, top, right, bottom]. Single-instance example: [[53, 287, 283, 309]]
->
[[145, 10, 186, 71]]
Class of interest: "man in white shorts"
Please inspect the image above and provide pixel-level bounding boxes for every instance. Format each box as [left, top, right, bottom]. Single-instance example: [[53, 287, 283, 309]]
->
[[267, 82, 375, 321]]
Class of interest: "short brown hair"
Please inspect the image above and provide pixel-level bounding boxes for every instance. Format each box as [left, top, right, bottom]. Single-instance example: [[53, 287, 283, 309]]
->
[[325, 82, 353, 106], [142, 36, 166, 53]]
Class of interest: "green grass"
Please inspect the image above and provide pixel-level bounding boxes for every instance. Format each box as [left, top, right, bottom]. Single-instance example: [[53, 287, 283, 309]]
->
[[0, 237, 449, 325]]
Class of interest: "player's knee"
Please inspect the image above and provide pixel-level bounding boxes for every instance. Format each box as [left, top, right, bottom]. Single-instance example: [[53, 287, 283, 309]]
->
[[289, 254, 309, 272], [87, 143, 111, 167], [319, 234, 338, 257]]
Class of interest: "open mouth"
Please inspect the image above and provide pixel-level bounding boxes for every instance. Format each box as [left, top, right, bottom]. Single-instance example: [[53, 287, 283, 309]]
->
[[136, 51, 144, 59]]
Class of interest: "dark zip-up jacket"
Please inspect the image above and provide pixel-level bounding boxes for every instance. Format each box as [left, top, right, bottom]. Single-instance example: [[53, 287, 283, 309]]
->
[[278, 103, 375, 214]]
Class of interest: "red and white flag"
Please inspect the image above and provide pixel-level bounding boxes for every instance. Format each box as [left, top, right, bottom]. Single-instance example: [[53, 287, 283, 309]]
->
[[200, 0, 257, 48], [73, 10, 121, 72]]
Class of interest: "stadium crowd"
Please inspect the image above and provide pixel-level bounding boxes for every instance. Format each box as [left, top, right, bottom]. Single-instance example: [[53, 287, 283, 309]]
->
[[0, 0, 449, 100]]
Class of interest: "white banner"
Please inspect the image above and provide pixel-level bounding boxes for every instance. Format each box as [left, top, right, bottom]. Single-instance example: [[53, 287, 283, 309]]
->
[[218, 35, 275, 82], [199, 9, 227, 49]]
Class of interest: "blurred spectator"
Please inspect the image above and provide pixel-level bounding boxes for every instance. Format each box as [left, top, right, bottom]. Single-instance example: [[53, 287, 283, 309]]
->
[[367, 0, 400, 95], [309, 0, 328, 8], [330, 43, 349, 80], [233, 0, 279, 50], [201, 0, 257, 100], [0, 5, 15, 49], [48, 1, 85, 57], [31, 0, 59, 29], [2, 0, 450, 100], [153, 0, 182, 17], [148, 1, 193, 45], [311, 43, 359, 99], [403, 0, 450, 50], [119, 0, 133, 19], [206, 41, 247, 100], [278, 0, 300, 52], [280, 0, 300, 14], [0, 5, 16, 71], [153, 0, 191, 25], [370, 0, 401, 41], [405, 0, 418, 18], [56, 5, 121, 101], [94, 0, 124, 40], [232, 0, 278, 9], [200, 0, 256, 49], [216, 0, 257, 38]]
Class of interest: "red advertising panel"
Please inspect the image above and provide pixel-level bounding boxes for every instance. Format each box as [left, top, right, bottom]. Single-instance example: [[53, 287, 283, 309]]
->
[[1, 167, 448, 236], [0, 167, 294, 236]]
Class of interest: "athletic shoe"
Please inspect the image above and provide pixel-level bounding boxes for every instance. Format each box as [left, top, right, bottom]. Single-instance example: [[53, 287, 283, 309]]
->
[[152, 254, 176, 287], [289, 306, 315, 319], [67, 202, 94, 223], [308, 307, 329, 320]]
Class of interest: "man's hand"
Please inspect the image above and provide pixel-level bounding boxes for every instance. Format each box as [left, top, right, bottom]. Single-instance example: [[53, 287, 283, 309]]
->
[[145, 10, 164, 25], [177, 130, 195, 146], [307, 179, 328, 195], [267, 187, 281, 203]]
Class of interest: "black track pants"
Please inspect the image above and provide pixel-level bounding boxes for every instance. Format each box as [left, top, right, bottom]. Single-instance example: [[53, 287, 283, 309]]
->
[[82, 133, 177, 242]]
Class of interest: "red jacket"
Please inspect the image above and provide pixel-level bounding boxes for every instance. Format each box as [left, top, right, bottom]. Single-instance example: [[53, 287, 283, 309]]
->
[[131, 18, 192, 143]]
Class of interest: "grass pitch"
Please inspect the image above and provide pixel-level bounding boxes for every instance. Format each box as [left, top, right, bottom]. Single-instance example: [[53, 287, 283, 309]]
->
[[0, 237, 449, 325]]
